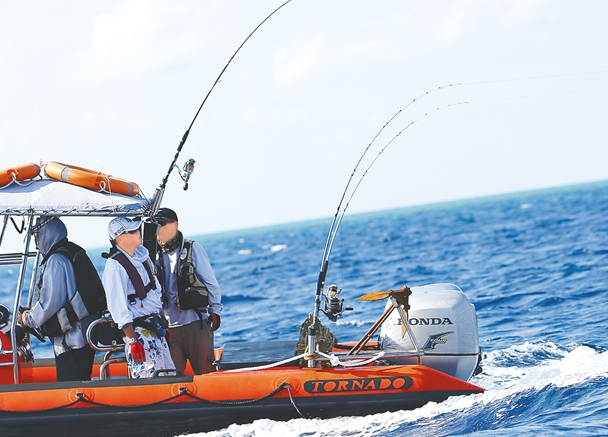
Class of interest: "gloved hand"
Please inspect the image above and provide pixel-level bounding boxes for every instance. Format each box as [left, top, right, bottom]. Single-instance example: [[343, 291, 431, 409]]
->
[[209, 313, 221, 332], [128, 338, 145, 363], [17, 306, 30, 325]]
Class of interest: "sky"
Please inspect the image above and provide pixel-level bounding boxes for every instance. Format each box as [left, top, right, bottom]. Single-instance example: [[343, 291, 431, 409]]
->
[[1, 0, 607, 249]]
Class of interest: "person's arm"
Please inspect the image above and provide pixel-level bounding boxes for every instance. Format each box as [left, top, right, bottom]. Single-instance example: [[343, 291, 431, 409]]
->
[[122, 323, 145, 364], [192, 242, 222, 315], [102, 258, 147, 364], [122, 324, 137, 339], [21, 255, 74, 328]]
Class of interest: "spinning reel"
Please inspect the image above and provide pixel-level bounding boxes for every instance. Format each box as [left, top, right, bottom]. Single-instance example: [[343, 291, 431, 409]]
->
[[321, 284, 353, 322], [176, 158, 196, 191]]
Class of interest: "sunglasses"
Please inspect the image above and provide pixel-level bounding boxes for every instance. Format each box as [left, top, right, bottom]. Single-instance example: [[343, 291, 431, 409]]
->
[[124, 228, 141, 234]]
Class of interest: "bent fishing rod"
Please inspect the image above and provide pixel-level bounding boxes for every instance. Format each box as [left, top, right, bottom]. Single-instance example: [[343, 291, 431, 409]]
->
[[315, 83, 462, 286], [307, 96, 467, 366], [149, 0, 293, 216]]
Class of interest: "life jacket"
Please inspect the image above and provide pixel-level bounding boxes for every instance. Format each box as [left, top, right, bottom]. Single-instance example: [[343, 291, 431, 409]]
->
[[39, 239, 107, 338], [110, 251, 157, 305], [157, 237, 209, 311], [101, 248, 167, 340]]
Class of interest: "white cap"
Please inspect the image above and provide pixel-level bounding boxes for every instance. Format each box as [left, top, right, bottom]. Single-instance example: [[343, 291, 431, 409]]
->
[[108, 217, 141, 240]]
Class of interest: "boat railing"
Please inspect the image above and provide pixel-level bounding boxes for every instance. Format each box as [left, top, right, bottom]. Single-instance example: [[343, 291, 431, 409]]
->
[[86, 316, 125, 352], [0, 252, 37, 265], [86, 316, 126, 380]]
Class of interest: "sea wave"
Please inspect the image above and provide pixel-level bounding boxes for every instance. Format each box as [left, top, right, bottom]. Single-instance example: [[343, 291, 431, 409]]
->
[[191, 342, 608, 437]]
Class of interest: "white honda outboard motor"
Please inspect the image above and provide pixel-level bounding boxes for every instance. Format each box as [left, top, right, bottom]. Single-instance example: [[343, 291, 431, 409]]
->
[[379, 283, 481, 381]]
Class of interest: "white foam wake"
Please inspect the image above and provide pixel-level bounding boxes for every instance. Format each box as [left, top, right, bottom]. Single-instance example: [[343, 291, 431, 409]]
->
[[187, 342, 608, 437]]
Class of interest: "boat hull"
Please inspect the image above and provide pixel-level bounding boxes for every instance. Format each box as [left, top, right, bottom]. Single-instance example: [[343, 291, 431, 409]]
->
[[0, 365, 483, 436]]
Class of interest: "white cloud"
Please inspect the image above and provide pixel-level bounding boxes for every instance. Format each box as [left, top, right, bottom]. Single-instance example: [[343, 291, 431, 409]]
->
[[71, 0, 198, 83], [0, 37, 7, 62], [503, 0, 549, 26], [241, 106, 306, 130], [273, 34, 323, 86], [341, 41, 379, 60], [438, 10, 466, 44]]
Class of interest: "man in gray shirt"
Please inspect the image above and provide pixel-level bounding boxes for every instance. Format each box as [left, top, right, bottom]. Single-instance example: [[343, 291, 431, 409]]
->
[[155, 208, 222, 374]]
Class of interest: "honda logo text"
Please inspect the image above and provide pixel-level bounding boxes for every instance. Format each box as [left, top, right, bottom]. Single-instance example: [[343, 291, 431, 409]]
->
[[408, 317, 453, 326]]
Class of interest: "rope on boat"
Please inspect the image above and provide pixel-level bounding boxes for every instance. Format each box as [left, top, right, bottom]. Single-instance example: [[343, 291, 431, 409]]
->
[[0, 383, 293, 414], [0, 173, 38, 190], [223, 353, 308, 373], [0, 398, 84, 414], [0, 350, 386, 415], [285, 383, 306, 419], [223, 349, 385, 373], [0, 391, 186, 414], [181, 382, 290, 406], [316, 350, 386, 367]]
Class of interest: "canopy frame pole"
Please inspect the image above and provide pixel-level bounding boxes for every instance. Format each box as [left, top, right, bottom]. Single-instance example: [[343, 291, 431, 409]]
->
[[11, 216, 33, 384]]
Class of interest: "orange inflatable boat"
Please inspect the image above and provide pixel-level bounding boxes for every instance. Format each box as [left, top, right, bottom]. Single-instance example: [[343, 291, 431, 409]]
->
[[0, 176, 483, 437], [0, 335, 483, 437]]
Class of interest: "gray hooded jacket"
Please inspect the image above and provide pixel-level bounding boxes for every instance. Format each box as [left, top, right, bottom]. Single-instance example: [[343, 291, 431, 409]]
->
[[21, 217, 89, 356]]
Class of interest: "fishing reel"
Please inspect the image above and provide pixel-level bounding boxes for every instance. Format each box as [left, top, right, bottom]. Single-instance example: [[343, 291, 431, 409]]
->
[[321, 284, 353, 322], [176, 158, 196, 191]]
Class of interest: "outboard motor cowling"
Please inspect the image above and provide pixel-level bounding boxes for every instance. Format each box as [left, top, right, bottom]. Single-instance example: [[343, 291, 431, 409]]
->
[[379, 283, 480, 381]]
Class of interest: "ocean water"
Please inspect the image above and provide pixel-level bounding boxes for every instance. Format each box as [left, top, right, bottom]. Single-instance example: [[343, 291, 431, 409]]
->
[[196, 181, 608, 437], [2, 181, 608, 436]]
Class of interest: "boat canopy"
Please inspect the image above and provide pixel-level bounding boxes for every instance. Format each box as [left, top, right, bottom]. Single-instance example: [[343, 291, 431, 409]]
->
[[0, 180, 151, 217]]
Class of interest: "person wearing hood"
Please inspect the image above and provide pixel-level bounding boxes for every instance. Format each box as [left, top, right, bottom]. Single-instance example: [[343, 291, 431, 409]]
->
[[155, 207, 222, 374], [18, 216, 96, 382], [102, 216, 175, 378]]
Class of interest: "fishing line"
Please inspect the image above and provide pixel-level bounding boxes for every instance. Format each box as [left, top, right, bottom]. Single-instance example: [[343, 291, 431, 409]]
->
[[152, 0, 293, 212], [460, 69, 608, 86], [308, 97, 468, 364], [466, 86, 608, 105], [316, 69, 608, 276], [325, 102, 468, 266], [325, 69, 608, 221], [317, 83, 462, 274]]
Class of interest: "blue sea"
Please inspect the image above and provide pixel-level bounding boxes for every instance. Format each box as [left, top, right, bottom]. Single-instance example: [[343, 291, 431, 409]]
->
[[3, 181, 608, 436]]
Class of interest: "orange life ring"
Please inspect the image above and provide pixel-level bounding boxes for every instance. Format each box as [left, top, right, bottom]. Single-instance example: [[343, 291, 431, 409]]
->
[[44, 161, 140, 197], [0, 163, 41, 187]]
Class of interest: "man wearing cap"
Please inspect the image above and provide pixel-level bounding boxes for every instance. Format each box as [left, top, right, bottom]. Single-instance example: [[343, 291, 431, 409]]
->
[[102, 216, 175, 378], [18, 216, 97, 381], [155, 207, 222, 374]]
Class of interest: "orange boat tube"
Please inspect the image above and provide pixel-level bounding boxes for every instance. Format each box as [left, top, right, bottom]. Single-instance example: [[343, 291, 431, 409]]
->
[[44, 161, 140, 197], [0, 163, 40, 187], [0, 364, 483, 436]]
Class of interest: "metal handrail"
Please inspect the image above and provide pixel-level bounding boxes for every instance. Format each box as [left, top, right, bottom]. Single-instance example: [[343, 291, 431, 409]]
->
[[86, 317, 125, 353], [0, 252, 37, 265], [11, 215, 33, 383]]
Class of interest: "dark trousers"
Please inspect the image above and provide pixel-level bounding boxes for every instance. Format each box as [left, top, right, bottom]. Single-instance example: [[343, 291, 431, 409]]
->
[[55, 344, 96, 382], [169, 320, 215, 374]]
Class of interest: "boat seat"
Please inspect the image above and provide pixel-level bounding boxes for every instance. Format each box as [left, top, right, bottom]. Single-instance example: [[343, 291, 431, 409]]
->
[[215, 340, 299, 370]]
